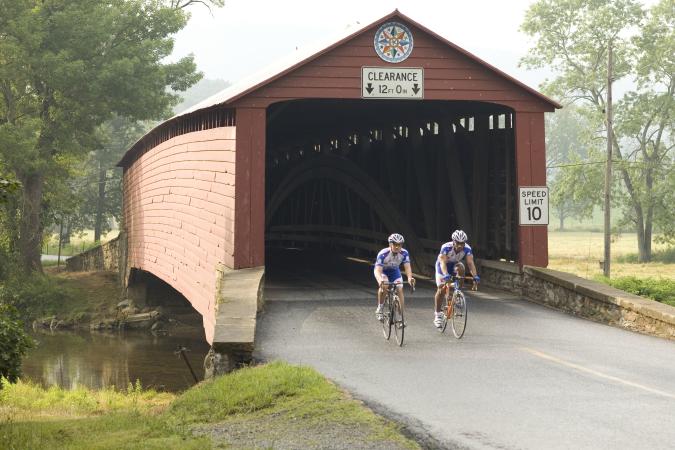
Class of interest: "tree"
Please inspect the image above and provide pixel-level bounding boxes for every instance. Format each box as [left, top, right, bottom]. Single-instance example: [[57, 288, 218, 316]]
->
[[85, 117, 147, 242], [521, 0, 674, 261], [0, 0, 202, 273], [546, 106, 605, 229]]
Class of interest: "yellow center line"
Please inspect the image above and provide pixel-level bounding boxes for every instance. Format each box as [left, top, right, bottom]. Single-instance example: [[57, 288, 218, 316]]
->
[[521, 347, 675, 400]]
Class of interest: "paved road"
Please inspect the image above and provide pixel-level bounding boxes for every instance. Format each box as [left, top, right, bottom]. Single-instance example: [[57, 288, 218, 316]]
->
[[254, 251, 675, 449]]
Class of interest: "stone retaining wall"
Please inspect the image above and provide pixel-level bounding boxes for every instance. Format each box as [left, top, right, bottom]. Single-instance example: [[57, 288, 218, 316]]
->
[[478, 259, 675, 340], [66, 236, 121, 272]]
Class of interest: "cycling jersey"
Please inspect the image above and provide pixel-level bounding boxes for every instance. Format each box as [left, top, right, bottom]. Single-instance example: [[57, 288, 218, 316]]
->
[[374, 247, 410, 281], [435, 242, 473, 275]]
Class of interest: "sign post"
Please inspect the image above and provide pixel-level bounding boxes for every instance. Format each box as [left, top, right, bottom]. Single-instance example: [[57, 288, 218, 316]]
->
[[519, 187, 549, 226], [361, 67, 424, 99]]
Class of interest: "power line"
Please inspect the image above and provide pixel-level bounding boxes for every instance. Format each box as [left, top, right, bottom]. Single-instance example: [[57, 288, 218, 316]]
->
[[547, 160, 675, 169]]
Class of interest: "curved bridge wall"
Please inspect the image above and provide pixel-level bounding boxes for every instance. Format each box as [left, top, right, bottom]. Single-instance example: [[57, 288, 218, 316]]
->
[[122, 127, 236, 343]]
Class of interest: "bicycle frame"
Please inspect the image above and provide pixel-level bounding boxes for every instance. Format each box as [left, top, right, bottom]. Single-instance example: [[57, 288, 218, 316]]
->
[[441, 275, 475, 338], [380, 281, 414, 346]]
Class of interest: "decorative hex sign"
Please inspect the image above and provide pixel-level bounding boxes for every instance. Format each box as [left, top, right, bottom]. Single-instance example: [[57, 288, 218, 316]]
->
[[374, 21, 414, 63]]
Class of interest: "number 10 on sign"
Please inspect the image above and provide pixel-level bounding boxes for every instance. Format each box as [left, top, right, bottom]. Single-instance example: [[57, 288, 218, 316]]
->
[[519, 187, 549, 225]]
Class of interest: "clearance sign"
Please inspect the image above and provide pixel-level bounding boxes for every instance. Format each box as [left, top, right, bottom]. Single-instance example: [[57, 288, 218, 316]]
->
[[519, 187, 549, 225], [361, 67, 424, 99]]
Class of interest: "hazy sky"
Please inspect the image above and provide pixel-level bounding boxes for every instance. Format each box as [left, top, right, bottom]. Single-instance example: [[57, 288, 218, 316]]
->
[[171, 0, 553, 91]]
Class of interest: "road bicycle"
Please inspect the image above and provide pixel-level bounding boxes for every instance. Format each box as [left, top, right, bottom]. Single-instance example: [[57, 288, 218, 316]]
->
[[379, 281, 414, 346], [439, 275, 477, 339]]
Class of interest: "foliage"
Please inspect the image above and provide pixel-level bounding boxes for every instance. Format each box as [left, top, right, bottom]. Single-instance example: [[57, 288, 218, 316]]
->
[[0, 304, 33, 386], [0, 0, 203, 272], [546, 106, 607, 229], [65, 116, 148, 241], [596, 276, 675, 307], [522, 0, 675, 261], [0, 273, 78, 321], [0, 177, 19, 204]]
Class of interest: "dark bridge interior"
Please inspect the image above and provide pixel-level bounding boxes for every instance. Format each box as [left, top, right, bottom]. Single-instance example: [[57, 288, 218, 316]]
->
[[265, 99, 518, 274]]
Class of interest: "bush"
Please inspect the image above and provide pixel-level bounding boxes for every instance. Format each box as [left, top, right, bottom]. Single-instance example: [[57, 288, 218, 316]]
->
[[0, 304, 33, 386], [0, 273, 76, 320], [599, 276, 675, 307]]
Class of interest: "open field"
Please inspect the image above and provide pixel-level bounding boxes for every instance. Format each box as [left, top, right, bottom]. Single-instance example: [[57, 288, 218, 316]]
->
[[548, 231, 675, 280]]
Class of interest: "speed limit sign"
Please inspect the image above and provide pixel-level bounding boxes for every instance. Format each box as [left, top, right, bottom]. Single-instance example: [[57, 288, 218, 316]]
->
[[519, 187, 549, 225]]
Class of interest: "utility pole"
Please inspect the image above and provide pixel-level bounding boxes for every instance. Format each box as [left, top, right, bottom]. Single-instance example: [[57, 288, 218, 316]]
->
[[603, 43, 613, 278]]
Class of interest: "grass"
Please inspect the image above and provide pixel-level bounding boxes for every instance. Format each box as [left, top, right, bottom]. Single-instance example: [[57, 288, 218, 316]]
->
[[547, 230, 675, 280], [548, 230, 675, 307], [0, 269, 121, 323], [0, 362, 419, 449]]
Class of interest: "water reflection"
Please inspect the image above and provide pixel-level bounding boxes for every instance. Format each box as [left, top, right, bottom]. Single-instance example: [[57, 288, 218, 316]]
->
[[22, 327, 210, 392]]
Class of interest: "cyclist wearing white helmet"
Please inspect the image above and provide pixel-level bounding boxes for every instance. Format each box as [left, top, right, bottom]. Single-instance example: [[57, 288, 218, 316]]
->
[[373, 233, 416, 320], [433, 229, 479, 328]]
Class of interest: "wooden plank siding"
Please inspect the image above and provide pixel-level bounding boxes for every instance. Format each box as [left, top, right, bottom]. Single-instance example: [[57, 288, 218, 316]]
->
[[229, 19, 554, 268], [123, 127, 236, 343], [232, 25, 553, 113]]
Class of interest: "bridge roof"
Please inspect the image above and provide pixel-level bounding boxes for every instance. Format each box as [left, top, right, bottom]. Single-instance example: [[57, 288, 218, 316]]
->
[[179, 9, 560, 115], [119, 9, 560, 167]]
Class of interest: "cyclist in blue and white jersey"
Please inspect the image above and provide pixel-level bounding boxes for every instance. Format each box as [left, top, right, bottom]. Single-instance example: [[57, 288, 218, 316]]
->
[[433, 229, 480, 327], [374, 233, 416, 320]]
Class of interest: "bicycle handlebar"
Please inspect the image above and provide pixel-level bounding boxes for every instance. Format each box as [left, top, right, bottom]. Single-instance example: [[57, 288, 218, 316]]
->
[[380, 280, 416, 292], [443, 275, 478, 291]]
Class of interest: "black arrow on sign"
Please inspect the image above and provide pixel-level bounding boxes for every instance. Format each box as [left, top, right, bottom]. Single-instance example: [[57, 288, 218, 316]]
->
[[412, 84, 420, 95], [366, 83, 374, 94]]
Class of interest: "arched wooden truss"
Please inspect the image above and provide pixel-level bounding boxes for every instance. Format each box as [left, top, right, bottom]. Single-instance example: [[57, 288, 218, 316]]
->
[[265, 100, 519, 273], [266, 155, 431, 271]]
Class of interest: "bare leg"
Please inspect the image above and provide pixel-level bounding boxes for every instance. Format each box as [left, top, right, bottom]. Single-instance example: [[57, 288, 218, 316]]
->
[[377, 286, 385, 306], [434, 287, 443, 313], [397, 286, 404, 311]]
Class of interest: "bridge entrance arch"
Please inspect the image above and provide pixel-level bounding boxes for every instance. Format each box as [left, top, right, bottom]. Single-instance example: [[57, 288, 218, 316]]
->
[[264, 98, 520, 273], [118, 10, 559, 354]]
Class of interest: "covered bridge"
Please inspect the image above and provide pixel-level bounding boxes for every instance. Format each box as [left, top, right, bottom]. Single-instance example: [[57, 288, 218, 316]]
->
[[117, 10, 560, 369]]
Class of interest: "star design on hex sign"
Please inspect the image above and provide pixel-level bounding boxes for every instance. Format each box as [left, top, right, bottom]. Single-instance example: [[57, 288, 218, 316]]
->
[[379, 26, 410, 58]]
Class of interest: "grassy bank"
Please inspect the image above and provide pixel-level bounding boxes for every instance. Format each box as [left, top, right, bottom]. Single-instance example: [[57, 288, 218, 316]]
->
[[0, 361, 418, 449], [0, 269, 121, 324]]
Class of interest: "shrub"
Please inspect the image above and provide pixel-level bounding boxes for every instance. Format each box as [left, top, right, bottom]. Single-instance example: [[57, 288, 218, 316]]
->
[[599, 276, 675, 306], [0, 304, 33, 386]]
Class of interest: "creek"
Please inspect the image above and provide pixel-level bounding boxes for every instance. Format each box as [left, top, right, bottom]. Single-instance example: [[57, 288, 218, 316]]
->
[[22, 327, 210, 392]]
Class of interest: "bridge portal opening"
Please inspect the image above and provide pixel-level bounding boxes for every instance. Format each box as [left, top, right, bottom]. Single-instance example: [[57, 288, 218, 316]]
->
[[264, 99, 518, 274]]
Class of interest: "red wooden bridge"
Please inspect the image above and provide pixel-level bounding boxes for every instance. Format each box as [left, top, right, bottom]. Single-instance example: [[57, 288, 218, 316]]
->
[[117, 10, 559, 373]]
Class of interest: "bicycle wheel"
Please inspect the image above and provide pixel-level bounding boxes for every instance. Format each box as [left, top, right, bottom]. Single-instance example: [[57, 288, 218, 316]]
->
[[440, 291, 450, 333], [451, 291, 468, 339], [381, 295, 392, 340], [393, 296, 404, 346]]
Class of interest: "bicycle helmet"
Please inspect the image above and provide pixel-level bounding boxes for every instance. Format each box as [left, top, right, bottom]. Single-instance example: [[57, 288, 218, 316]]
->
[[451, 229, 468, 243], [388, 233, 405, 244]]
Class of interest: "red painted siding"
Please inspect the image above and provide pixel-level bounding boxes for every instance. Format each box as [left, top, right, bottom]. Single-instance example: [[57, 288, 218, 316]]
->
[[232, 23, 554, 113], [515, 112, 548, 268], [123, 127, 236, 343], [233, 108, 266, 269]]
